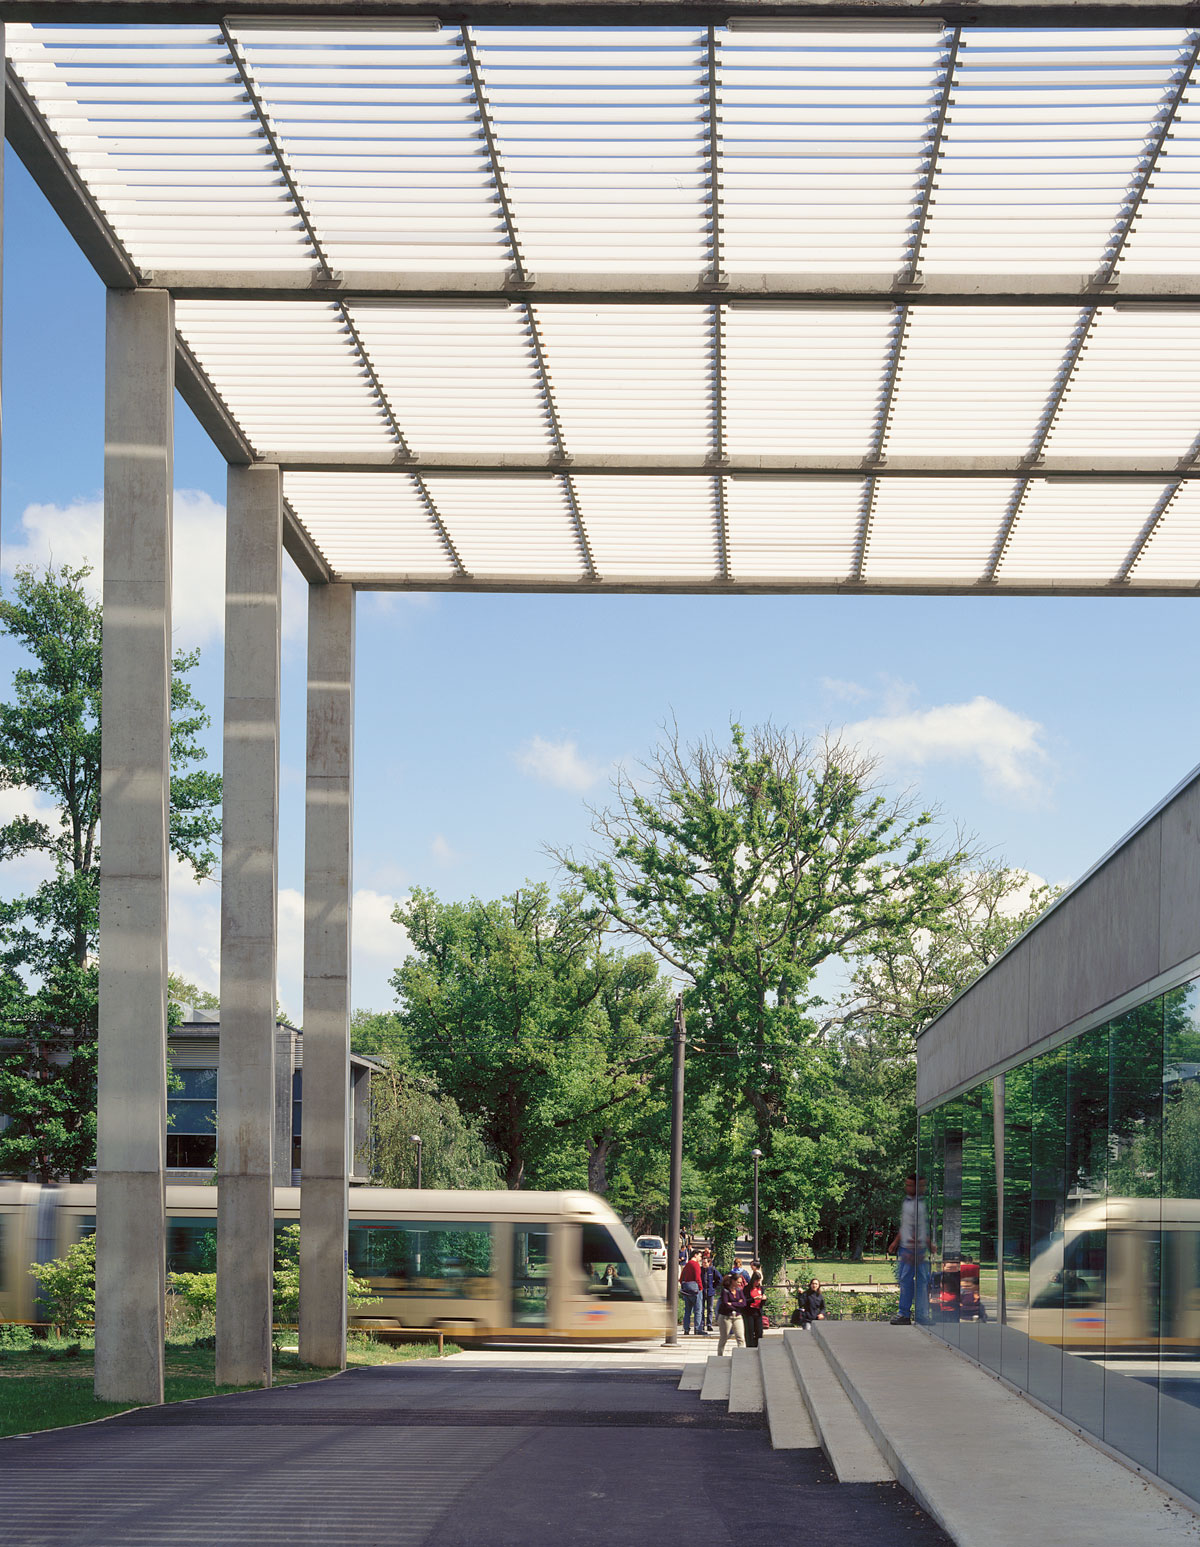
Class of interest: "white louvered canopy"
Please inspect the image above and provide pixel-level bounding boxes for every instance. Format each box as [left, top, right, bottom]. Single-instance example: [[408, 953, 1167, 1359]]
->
[[10, 14, 1200, 592]]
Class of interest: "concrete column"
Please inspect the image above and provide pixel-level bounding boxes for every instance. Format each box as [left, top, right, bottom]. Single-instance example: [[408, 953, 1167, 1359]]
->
[[216, 464, 282, 1388], [299, 582, 355, 1369], [95, 288, 174, 1406]]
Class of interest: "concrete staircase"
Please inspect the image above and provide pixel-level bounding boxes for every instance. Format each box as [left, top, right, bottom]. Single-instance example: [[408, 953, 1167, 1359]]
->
[[675, 1333, 892, 1482]]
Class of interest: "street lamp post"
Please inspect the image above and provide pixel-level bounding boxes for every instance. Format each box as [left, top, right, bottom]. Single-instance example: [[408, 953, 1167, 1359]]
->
[[751, 1148, 763, 1265], [664, 995, 686, 1346], [410, 1134, 422, 1190]]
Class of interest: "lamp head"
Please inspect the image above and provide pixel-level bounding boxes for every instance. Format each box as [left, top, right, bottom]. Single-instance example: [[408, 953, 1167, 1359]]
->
[[751, 1148, 763, 1160]]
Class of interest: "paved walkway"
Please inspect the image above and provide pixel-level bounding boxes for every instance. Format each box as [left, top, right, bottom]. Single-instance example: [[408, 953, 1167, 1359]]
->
[[0, 1345, 951, 1547]]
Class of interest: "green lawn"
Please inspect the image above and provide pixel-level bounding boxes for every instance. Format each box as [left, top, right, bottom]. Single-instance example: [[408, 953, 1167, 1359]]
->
[[786, 1254, 898, 1287], [0, 1335, 459, 1439]]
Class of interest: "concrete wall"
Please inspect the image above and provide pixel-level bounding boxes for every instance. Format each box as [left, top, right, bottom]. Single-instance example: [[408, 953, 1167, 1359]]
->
[[918, 769, 1200, 1108]]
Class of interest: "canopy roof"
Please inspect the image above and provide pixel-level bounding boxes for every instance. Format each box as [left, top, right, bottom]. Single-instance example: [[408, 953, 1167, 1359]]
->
[[9, 15, 1200, 591]]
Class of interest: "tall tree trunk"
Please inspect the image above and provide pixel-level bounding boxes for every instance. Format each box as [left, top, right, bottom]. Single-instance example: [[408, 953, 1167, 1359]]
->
[[586, 1132, 612, 1195]]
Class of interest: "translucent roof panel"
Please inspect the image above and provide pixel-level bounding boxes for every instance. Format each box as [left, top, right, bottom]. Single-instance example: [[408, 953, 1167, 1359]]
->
[[723, 304, 898, 459], [229, 22, 510, 275], [6, 24, 316, 275], [348, 302, 553, 457], [996, 478, 1169, 581], [885, 307, 1086, 460], [724, 478, 865, 580], [572, 475, 719, 579], [862, 477, 1019, 581], [175, 300, 397, 457], [1044, 307, 1200, 464], [1125, 479, 1200, 584], [473, 27, 711, 279], [717, 25, 950, 277], [283, 471, 456, 579], [1117, 78, 1200, 279], [422, 475, 585, 577], [920, 29, 1197, 278], [533, 305, 715, 456]]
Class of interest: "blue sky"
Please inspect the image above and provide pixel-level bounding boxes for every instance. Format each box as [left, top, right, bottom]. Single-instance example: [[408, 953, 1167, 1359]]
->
[[2, 145, 1197, 1018]]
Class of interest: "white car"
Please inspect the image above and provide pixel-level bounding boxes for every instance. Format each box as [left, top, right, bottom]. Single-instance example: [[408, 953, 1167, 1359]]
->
[[636, 1235, 668, 1271]]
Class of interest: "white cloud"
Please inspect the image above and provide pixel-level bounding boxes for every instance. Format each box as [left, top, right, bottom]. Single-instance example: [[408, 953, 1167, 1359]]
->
[[2, 489, 305, 651], [820, 676, 871, 703], [0, 784, 65, 898], [430, 833, 459, 865], [274, 885, 409, 1023], [515, 735, 609, 793], [843, 695, 1052, 800]]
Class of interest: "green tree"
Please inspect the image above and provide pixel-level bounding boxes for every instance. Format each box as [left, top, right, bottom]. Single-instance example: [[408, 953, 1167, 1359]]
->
[[368, 1060, 504, 1191], [29, 1232, 96, 1333], [562, 721, 968, 1282], [0, 563, 222, 1181], [391, 885, 669, 1190], [827, 865, 1057, 1259]]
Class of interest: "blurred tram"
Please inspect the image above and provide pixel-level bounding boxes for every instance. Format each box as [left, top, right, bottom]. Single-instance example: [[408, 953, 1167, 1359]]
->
[[0, 1182, 667, 1342], [1027, 1196, 1200, 1354]]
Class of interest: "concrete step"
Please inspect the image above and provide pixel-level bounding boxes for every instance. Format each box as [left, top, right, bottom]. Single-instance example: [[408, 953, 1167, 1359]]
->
[[757, 1339, 818, 1449], [813, 1323, 1200, 1547], [677, 1361, 707, 1391], [728, 1347, 764, 1413], [783, 1328, 894, 1483], [699, 1354, 732, 1402]]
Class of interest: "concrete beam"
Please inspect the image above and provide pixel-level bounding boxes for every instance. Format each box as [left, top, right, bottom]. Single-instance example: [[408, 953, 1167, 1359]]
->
[[272, 454, 1200, 477], [6, 0, 1200, 17], [95, 288, 174, 1406], [299, 581, 355, 1371], [216, 463, 283, 1390]]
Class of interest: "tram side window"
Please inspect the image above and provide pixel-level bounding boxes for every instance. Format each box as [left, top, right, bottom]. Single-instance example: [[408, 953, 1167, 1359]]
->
[[348, 1220, 492, 1293], [581, 1224, 642, 1300], [165, 1218, 218, 1273], [0, 1214, 6, 1292]]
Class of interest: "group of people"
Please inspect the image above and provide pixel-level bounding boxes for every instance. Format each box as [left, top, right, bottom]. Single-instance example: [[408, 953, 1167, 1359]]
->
[[678, 1243, 831, 1353], [678, 1249, 766, 1352]]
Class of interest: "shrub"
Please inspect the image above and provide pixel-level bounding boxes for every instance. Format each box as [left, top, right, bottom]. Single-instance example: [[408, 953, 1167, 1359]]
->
[[0, 1322, 33, 1351], [29, 1234, 95, 1333]]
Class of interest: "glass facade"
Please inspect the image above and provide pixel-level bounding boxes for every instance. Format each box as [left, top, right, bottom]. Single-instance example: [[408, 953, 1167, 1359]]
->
[[920, 976, 1200, 1502], [166, 1067, 217, 1169]]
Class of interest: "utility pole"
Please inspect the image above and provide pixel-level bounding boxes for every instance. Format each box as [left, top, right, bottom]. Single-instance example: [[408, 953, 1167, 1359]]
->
[[664, 994, 686, 1346]]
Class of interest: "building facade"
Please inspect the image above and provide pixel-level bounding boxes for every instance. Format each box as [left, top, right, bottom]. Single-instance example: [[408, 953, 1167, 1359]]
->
[[168, 1005, 376, 1186], [917, 767, 1200, 1507]]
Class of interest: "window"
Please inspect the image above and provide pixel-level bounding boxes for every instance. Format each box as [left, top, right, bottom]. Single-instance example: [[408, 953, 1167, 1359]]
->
[[347, 1219, 493, 1295], [167, 1067, 217, 1168], [581, 1224, 643, 1301]]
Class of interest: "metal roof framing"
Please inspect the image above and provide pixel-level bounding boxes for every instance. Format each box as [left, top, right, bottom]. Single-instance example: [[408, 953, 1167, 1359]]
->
[[9, 11, 1200, 594]]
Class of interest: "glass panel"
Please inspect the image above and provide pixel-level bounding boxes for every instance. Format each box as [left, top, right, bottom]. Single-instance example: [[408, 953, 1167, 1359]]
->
[[166, 1133, 217, 1168], [167, 1099, 217, 1136], [513, 1224, 552, 1327], [175, 1068, 217, 1099], [347, 1220, 494, 1297], [958, 1084, 983, 1361], [1159, 978, 1200, 1498], [1062, 1020, 1110, 1435], [978, 1078, 1003, 1371], [1103, 997, 1163, 1469], [937, 1100, 964, 1346], [581, 1224, 645, 1301], [0, 1214, 7, 1293], [1002, 1065, 1033, 1389], [1029, 1045, 1069, 1411]]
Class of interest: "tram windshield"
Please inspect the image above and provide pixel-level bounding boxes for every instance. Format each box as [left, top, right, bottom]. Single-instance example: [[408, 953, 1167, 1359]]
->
[[581, 1223, 645, 1300]]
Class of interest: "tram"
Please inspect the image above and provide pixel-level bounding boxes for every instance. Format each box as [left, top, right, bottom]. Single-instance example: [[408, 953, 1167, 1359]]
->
[[0, 1182, 668, 1343]]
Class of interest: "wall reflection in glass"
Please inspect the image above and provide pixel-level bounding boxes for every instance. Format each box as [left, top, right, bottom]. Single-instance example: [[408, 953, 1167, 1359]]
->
[[921, 977, 1200, 1503]]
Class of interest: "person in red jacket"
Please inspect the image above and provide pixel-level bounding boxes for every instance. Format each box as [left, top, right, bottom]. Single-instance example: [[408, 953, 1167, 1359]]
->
[[680, 1249, 705, 1335], [743, 1271, 765, 1348]]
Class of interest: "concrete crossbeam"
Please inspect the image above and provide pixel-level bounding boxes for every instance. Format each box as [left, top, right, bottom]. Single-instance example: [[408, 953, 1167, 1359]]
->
[[95, 287, 174, 1406], [298, 581, 355, 1371], [216, 463, 283, 1389]]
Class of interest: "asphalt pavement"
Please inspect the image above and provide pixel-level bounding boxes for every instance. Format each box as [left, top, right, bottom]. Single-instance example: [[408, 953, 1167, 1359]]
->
[[0, 1350, 953, 1547]]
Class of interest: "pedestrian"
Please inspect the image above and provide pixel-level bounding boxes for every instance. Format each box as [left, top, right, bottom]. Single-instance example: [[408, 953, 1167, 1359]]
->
[[730, 1255, 750, 1284], [700, 1249, 721, 1333], [888, 1173, 933, 1326], [680, 1248, 704, 1336], [795, 1277, 827, 1329], [716, 1271, 746, 1355], [743, 1271, 764, 1347]]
